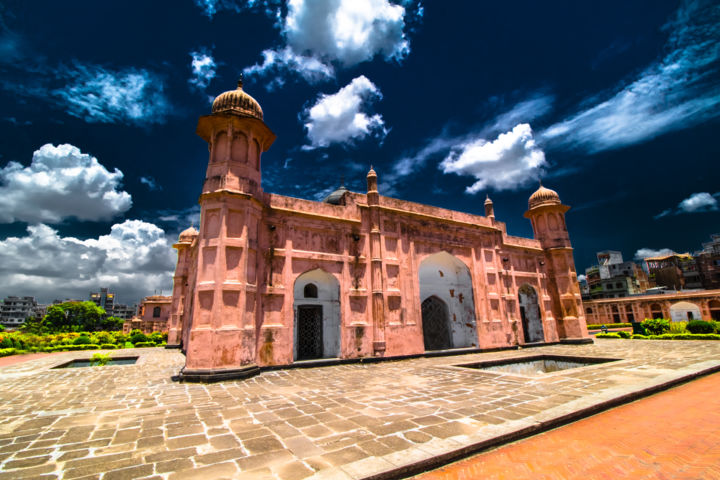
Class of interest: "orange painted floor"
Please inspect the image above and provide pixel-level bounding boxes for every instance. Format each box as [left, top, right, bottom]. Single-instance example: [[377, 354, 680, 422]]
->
[[412, 372, 720, 480]]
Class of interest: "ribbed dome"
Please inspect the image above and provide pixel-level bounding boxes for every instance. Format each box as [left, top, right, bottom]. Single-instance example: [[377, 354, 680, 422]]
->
[[528, 185, 561, 209], [178, 226, 198, 243], [211, 78, 263, 120], [323, 185, 349, 205]]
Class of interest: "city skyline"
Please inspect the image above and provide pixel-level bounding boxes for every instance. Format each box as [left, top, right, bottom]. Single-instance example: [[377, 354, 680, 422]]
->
[[0, 0, 718, 304]]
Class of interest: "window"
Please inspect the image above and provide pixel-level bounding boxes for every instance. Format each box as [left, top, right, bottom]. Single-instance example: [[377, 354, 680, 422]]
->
[[303, 283, 318, 298], [153, 306, 161, 318]]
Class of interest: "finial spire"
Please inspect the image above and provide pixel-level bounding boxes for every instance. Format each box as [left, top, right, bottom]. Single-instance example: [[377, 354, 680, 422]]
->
[[340, 174, 345, 187], [237, 73, 244, 89]]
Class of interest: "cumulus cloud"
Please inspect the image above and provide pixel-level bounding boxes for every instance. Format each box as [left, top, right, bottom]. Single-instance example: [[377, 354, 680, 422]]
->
[[655, 192, 719, 218], [542, 0, 720, 152], [0, 221, 175, 304], [51, 63, 171, 125], [0, 143, 132, 224], [303, 76, 387, 149], [440, 123, 546, 193], [244, 0, 419, 85], [189, 49, 217, 90], [634, 248, 677, 260]]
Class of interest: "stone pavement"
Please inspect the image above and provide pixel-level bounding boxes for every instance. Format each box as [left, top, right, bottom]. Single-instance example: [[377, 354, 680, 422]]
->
[[413, 370, 720, 479], [0, 339, 719, 479]]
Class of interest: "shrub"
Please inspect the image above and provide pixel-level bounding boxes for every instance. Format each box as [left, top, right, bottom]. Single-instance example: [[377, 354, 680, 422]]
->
[[587, 323, 631, 329], [133, 341, 155, 348], [670, 334, 720, 340], [0, 348, 16, 357], [0, 324, 5, 332], [100, 343, 117, 349], [130, 332, 148, 344], [73, 335, 92, 345], [686, 320, 715, 334], [668, 321, 688, 334], [617, 330, 631, 338], [124, 341, 134, 348], [0, 337, 12, 349], [596, 333, 621, 338], [631, 334, 648, 339], [641, 318, 670, 335], [90, 353, 111, 366]]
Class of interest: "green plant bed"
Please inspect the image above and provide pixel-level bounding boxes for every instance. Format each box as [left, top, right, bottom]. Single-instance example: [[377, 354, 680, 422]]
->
[[100, 344, 117, 349], [630, 333, 720, 341], [0, 348, 16, 357], [686, 320, 717, 334], [587, 323, 631, 329], [133, 341, 156, 348], [596, 333, 622, 338]]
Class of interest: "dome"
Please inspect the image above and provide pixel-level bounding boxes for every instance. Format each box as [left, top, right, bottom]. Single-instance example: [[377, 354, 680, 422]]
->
[[178, 226, 198, 243], [323, 185, 349, 205], [211, 78, 263, 120], [528, 184, 561, 209]]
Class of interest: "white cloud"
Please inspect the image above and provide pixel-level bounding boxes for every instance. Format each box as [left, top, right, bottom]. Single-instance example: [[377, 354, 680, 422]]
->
[[655, 191, 719, 218], [577, 274, 587, 283], [440, 123, 546, 193], [303, 76, 386, 149], [678, 192, 719, 213], [542, 0, 720, 152], [244, 46, 334, 89], [0, 143, 132, 224], [53, 64, 171, 125], [189, 49, 217, 90], [634, 248, 677, 260], [244, 0, 418, 85], [0, 221, 175, 304], [140, 176, 161, 191]]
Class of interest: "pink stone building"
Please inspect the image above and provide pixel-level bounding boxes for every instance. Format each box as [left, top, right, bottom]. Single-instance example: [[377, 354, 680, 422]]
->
[[169, 81, 590, 381], [122, 295, 172, 334]]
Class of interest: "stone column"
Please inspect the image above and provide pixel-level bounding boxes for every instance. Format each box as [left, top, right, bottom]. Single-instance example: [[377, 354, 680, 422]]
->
[[366, 168, 386, 356]]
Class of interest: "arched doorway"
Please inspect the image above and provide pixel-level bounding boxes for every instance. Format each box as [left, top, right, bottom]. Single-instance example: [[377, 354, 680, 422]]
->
[[650, 303, 664, 319], [293, 269, 340, 360], [710, 300, 720, 321], [519, 284, 544, 343], [418, 252, 478, 351], [670, 301, 702, 322]]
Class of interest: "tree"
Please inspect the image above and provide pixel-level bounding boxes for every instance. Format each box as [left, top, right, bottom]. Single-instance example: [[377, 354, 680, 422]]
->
[[42, 302, 107, 332], [100, 316, 124, 331]]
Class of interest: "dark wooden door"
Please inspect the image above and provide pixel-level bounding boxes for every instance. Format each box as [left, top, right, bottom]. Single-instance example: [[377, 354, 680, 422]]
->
[[422, 296, 451, 351], [297, 305, 323, 360]]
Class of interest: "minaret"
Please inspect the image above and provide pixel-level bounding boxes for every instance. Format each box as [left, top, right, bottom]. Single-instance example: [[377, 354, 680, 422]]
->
[[366, 167, 386, 355], [484, 194, 495, 221], [524, 184, 589, 341], [168, 226, 198, 348], [180, 78, 276, 381]]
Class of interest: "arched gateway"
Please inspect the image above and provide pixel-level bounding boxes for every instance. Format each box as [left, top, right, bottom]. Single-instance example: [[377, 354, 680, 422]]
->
[[293, 269, 340, 360], [519, 284, 544, 343], [418, 252, 478, 351]]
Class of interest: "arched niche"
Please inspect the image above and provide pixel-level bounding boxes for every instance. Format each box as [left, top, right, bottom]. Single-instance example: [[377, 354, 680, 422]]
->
[[418, 251, 478, 350], [650, 303, 664, 319], [213, 131, 229, 163], [518, 284, 544, 343], [293, 269, 340, 360], [231, 132, 248, 163], [669, 301, 702, 322], [710, 299, 720, 321]]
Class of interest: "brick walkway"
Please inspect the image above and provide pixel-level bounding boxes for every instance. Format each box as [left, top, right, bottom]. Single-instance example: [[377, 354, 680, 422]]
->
[[413, 371, 720, 480], [0, 340, 719, 479]]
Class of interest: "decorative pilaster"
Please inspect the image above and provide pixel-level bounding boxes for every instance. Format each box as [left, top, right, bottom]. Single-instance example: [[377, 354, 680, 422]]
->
[[367, 168, 386, 355]]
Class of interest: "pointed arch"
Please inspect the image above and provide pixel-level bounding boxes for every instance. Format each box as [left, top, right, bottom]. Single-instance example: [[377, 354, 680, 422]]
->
[[518, 284, 544, 343], [293, 269, 340, 360], [418, 251, 478, 350]]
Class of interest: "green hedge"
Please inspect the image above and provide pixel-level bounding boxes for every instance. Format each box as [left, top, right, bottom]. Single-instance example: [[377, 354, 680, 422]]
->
[[0, 348, 16, 357], [587, 323, 631, 329], [596, 333, 622, 338], [100, 343, 117, 349], [133, 341, 155, 348], [631, 333, 720, 341]]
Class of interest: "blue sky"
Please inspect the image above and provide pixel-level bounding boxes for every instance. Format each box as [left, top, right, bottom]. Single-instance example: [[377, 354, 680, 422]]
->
[[0, 0, 718, 304]]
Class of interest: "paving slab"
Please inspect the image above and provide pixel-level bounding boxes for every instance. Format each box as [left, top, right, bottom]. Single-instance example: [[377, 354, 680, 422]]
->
[[0, 341, 719, 479]]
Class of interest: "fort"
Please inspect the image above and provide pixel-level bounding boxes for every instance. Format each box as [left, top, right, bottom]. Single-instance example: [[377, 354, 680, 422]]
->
[[168, 80, 590, 381]]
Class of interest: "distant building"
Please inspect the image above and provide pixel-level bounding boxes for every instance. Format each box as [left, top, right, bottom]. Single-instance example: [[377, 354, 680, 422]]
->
[[111, 304, 137, 320], [123, 296, 171, 334], [696, 233, 720, 289], [0, 296, 45, 327], [89, 288, 115, 313], [584, 289, 720, 324], [584, 251, 649, 299], [644, 253, 701, 290]]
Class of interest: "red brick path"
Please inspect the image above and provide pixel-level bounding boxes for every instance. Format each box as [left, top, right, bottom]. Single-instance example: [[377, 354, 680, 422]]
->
[[413, 372, 720, 479], [0, 352, 54, 367]]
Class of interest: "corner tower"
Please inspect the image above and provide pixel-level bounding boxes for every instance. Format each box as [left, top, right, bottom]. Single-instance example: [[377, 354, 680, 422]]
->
[[180, 79, 276, 381], [524, 184, 589, 341]]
